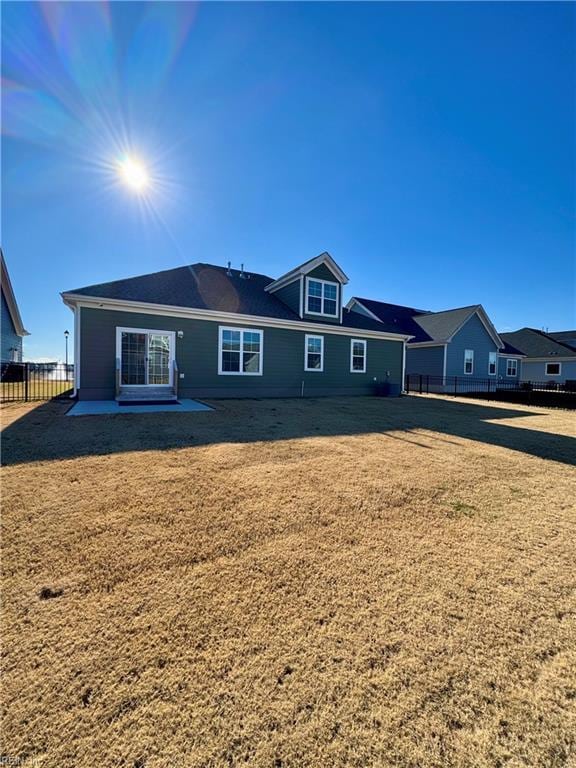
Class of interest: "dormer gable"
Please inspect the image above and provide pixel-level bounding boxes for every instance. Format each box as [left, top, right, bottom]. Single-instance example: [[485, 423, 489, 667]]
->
[[265, 252, 348, 323]]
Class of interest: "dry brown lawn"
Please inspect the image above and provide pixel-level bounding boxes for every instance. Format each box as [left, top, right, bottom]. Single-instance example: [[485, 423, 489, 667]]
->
[[1, 395, 575, 767], [0, 380, 73, 402]]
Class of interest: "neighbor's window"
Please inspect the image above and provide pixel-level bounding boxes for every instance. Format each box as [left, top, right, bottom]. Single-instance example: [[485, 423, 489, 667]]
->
[[306, 278, 338, 317], [305, 335, 324, 371], [464, 349, 474, 375], [219, 327, 263, 375], [506, 359, 518, 377], [350, 339, 367, 373], [545, 362, 561, 376], [488, 351, 497, 375]]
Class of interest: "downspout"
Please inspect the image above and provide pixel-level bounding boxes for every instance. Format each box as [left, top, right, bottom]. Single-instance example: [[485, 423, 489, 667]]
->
[[70, 304, 79, 398], [401, 340, 407, 393]]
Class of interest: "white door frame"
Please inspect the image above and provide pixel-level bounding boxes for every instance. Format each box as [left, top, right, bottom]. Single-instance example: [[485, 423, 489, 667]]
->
[[116, 327, 176, 387]]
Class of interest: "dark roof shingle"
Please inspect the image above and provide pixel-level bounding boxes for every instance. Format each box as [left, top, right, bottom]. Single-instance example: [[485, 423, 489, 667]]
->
[[499, 340, 525, 356], [499, 328, 576, 359], [65, 263, 400, 335], [353, 298, 433, 342], [354, 298, 490, 345]]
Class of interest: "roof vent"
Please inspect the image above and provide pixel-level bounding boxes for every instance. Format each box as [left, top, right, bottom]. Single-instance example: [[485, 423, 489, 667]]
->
[[226, 261, 232, 276], [239, 263, 246, 279]]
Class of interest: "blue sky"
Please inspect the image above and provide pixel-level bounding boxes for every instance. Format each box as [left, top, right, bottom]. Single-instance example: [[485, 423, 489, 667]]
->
[[2, 1, 574, 361]]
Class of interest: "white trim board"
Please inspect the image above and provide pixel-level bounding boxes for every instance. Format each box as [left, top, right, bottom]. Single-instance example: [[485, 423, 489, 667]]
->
[[544, 362, 562, 376], [349, 339, 367, 373], [304, 276, 339, 318], [75, 305, 81, 393], [265, 252, 349, 293], [304, 334, 324, 372], [488, 351, 497, 376], [62, 294, 413, 342], [345, 298, 383, 324], [408, 341, 447, 349], [464, 349, 474, 375], [1, 253, 29, 337], [506, 359, 519, 377], [115, 327, 176, 387], [402, 341, 407, 391], [218, 326, 263, 376], [520, 356, 576, 363]]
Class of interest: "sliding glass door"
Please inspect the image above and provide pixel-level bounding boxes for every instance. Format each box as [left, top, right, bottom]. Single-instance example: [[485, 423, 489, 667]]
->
[[119, 329, 174, 386]]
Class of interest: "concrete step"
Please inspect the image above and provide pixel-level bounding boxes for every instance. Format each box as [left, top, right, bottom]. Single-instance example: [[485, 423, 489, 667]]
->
[[117, 388, 177, 402]]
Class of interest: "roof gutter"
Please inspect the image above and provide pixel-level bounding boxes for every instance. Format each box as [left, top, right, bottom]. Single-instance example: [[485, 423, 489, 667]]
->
[[61, 292, 413, 342]]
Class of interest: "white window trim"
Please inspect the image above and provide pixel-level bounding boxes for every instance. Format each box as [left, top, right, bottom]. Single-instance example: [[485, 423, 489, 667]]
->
[[488, 351, 497, 376], [506, 359, 518, 377], [464, 349, 474, 375], [350, 339, 367, 373], [218, 326, 263, 376], [305, 276, 339, 318], [304, 334, 324, 372], [545, 361, 562, 376], [115, 327, 176, 387]]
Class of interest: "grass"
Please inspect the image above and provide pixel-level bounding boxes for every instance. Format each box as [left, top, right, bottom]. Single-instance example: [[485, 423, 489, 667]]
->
[[1, 395, 575, 767]]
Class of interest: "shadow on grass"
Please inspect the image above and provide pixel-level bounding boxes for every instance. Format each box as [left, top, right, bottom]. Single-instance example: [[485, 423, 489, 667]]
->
[[1, 395, 574, 467]]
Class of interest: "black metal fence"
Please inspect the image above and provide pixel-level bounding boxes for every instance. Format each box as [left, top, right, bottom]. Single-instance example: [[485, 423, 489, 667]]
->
[[405, 374, 576, 409], [1, 362, 74, 403]]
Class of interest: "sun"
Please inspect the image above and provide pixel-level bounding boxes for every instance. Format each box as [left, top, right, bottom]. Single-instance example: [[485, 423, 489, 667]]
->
[[118, 156, 149, 193]]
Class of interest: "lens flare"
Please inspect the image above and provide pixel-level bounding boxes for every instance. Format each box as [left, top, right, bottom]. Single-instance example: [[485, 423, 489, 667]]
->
[[118, 156, 149, 192]]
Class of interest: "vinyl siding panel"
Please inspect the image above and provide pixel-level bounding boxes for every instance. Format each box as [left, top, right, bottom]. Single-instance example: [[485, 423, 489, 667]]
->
[[1, 290, 22, 362], [445, 314, 498, 378], [79, 307, 403, 399], [273, 278, 301, 316], [520, 359, 576, 384], [497, 356, 521, 381], [307, 264, 340, 282], [405, 346, 445, 377]]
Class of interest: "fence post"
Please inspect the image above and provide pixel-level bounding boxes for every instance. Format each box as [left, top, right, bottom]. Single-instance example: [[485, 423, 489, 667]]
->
[[24, 362, 29, 402], [426, 375, 429, 394], [419, 374, 423, 395], [454, 376, 458, 396]]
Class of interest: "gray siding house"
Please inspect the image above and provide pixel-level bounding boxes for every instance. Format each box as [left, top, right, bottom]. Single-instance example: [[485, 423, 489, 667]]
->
[[1, 251, 29, 362], [346, 298, 523, 383], [62, 253, 411, 401], [500, 328, 576, 385]]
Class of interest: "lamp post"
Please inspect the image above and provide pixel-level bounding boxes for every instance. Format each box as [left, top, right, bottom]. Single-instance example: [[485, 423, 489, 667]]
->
[[64, 330, 69, 380]]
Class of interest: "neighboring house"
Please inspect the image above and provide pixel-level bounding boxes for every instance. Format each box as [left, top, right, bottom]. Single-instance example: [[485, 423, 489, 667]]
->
[[61, 253, 412, 401], [548, 330, 576, 349], [499, 328, 576, 384], [1, 251, 29, 362], [346, 298, 522, 383], [497, 341, 524, 382]]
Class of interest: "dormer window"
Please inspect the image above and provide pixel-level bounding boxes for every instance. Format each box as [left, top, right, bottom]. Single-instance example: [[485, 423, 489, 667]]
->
[[306, 278, 338, 317]]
